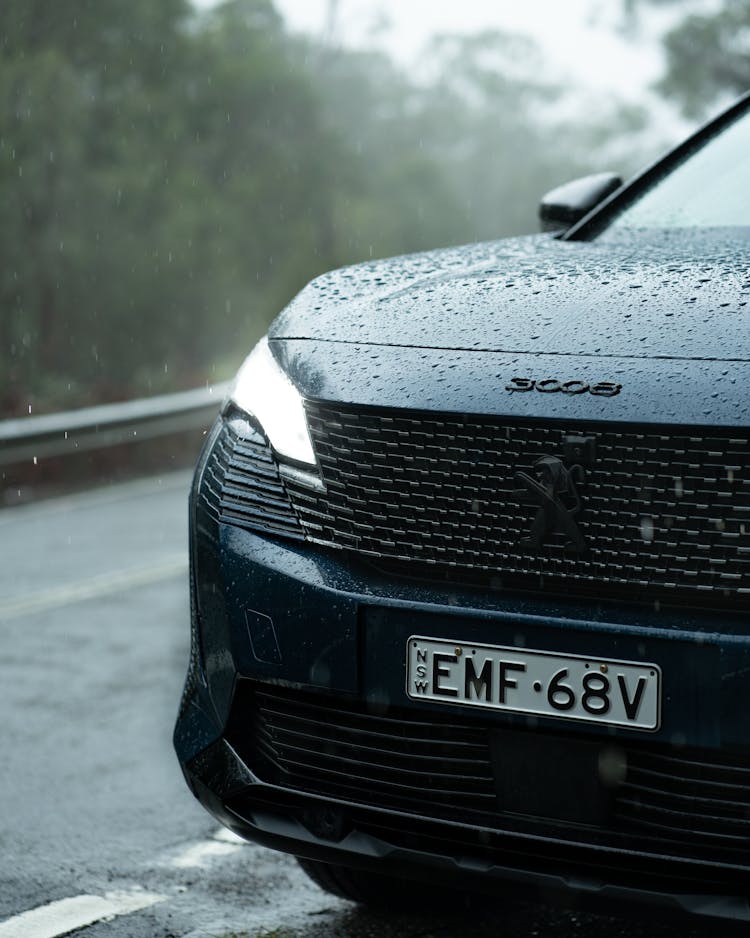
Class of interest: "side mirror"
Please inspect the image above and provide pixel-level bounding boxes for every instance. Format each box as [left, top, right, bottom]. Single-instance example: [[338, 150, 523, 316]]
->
[[539, 172, 622, 232]]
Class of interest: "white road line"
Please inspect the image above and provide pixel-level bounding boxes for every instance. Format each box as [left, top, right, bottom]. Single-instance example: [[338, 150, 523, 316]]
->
[[171, 840, 243, 868], [165, 828, 248, 870], [0, 556, 187, 621], [0, 890, 166, 938], [212, 827, 247, 845]]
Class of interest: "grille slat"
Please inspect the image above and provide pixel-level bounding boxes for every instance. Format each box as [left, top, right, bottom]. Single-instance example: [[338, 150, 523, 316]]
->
[[274, 751, 494, 795], [255, 692, 488, 740], [622, 781, 750, 816], [630, 749, 750, 779], [617, 800, 750, 842], [266, 723, 491, 767], [629, 766, 750, 796], [270, 736, 493, 782]]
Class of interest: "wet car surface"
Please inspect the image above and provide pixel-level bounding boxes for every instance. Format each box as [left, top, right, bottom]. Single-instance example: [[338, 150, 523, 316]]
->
[[0, 477, 738, 935], [175, 93, 750, 924]]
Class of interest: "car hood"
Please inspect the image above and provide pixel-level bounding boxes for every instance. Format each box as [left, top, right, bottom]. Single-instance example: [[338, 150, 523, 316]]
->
[[270, 231, 750, 361]]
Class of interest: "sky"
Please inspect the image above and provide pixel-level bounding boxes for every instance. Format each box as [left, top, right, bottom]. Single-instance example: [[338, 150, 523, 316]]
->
[[270, 0, 671, 106], [191, 0, 688, 144]]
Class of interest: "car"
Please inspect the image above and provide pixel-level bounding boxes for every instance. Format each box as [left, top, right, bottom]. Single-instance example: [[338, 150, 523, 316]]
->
[[174, 91, 750, 924]]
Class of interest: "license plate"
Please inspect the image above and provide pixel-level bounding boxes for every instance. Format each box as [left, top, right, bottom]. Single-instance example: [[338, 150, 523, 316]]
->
[[406, 636, 661, 731]]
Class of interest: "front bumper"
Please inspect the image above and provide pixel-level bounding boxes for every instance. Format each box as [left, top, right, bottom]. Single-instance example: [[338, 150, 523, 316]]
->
[[186, 737, 750, 924], [175, 463, 750, 923]]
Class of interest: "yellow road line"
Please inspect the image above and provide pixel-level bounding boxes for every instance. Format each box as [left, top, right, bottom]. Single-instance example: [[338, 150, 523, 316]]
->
[[0, 556, 187, 621]]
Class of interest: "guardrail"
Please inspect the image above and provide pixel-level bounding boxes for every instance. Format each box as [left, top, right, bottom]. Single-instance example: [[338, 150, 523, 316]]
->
[[0, 383, 230, 468]]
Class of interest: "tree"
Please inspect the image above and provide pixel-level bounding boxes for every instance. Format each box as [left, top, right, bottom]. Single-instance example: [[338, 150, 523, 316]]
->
[[623, 0, 750, 118], [0, 0, 659, 417], [0, 0, 350, 409]]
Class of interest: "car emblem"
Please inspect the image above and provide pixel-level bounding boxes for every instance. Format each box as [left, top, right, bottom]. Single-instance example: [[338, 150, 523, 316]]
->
[[515, 455, 586, 552]]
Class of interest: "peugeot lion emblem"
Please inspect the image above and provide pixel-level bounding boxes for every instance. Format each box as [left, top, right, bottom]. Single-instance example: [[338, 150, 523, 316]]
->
[[515, 455, 586, 552]]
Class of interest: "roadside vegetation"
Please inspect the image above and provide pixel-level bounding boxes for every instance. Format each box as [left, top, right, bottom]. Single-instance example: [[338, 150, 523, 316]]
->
[[1, 0, 742, 417]]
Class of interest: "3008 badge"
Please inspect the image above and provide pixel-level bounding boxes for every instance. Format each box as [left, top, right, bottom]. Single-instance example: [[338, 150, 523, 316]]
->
[[506, 377, 622, 396], [406, 636, 661, 731]]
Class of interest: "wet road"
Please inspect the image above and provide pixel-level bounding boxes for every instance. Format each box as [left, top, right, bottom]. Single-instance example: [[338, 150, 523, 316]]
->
[[0, 474, 728, 936]]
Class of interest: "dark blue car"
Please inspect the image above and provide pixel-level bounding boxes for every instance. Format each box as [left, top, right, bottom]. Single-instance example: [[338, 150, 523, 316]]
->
[[175, 93, 750, 924]]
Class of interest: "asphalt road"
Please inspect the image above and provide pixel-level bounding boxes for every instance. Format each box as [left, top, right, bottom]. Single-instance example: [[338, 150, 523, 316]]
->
[[0, 473, 726, 937]]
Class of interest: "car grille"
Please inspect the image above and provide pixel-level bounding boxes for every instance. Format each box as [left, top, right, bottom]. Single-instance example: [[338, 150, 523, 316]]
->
[[249, 686, 497, 821], [236, 685, 750, 876], [202, 405, 750, 608], [616, 748, 750, 849], [287, 402, 750, 608], [200, 416, 303, 541]]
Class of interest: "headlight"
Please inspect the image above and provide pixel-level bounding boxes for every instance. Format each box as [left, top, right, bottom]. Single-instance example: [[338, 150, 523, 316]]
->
[[227, 337, 316, 466]]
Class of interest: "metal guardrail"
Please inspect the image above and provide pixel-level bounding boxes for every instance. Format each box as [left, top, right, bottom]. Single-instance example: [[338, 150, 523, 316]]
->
[[0, 383, 230, 467]]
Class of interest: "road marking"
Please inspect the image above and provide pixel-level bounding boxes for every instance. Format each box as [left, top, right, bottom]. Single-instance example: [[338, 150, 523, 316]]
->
[[166, 828, 247, 870], [213, 827, 247, 845], [171, 840, 243, 868], [0, 556, 187, 621], [0, 890, 165, 938]]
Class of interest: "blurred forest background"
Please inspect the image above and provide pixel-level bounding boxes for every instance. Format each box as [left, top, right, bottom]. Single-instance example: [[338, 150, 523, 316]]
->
[[0, 0, 746, 417]]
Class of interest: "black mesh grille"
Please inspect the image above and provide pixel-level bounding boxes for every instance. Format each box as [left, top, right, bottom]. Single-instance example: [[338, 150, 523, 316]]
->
[[238, 685, 750, 874], [250, 686, 496, 822], [201, 418, 303, 541], [617, 749, 750, 847], [287, 402, 750, 607]]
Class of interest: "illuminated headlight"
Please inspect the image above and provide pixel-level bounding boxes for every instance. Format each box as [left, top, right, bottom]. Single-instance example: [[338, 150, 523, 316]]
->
[[226, 337, 316, 466]]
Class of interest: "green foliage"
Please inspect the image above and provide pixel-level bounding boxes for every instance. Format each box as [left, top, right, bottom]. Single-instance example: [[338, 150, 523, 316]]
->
[[624, 0, 750, 118], [0, 1, 652, 415], [658, 3, 750, 118]]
